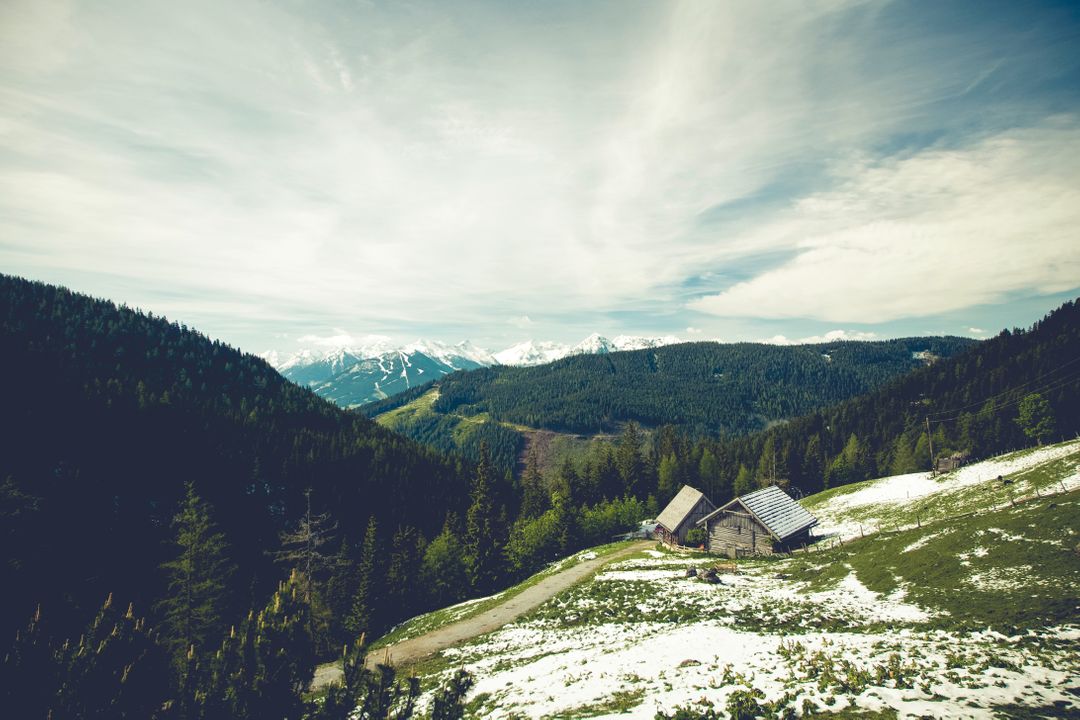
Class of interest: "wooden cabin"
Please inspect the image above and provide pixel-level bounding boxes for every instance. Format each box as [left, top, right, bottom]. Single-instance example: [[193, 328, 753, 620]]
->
[[696, 485, 817, 558], [655, 485, 715, 546], [935, 451, 970, 474]]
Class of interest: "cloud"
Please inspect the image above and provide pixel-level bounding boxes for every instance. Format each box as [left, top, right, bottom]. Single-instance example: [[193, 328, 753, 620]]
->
[[689, 121, 1080, 323], [295, 331, 392, 350], [762, 329, 879, 346], [685, 326, 703, 335], [0, 1, 1077, 350], [968, 327, 985, 334], [509, 315, 533, 329]]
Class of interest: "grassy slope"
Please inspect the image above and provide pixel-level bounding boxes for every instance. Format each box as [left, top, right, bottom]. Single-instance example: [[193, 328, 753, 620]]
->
[[374, 387, 642, 477], [788, 491, 1080, 629]]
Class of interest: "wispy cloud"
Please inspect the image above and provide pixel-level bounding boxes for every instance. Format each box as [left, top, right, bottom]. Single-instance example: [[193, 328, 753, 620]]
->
[[0, 1, 1077, 351], [690, 121, 1080, 323]]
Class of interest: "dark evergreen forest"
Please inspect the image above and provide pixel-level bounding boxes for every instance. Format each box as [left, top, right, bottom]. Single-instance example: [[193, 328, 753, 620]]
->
[[362, 336, 977, 439]]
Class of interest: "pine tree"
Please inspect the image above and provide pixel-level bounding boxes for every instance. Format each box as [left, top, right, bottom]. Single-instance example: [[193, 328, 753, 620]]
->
[[347, 516, 379, 637], [386, 526, 425, 619], [552, 458, 580, 555], [465, 443, 499, 592], [733, 464, 753, 497], [657, 453, 679, 505], [421, 514, 468, 609], [157, 481, 236, 673], [888, 433, 919, 475], [57, 595, 170, 720], [274, 488, 338, 604], [519, 448, 548, 520], [697, 448, 721, 501], [756, 435, 778, 487], [247, 569, 311, 716]]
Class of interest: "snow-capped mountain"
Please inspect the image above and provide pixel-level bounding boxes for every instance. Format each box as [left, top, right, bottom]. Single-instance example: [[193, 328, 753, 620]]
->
[[492, 334, 682, 367], [270, 334, 682, 406], [272, 340, 491, 407], [569, 333, 682, 357], [493, 340, 572, 366]]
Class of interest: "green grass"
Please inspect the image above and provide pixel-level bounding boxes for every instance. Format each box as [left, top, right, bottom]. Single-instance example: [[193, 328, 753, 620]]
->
[[548, 688, 646, 717], [375, 388, 440, 430], [785, 490, 1080, 630]]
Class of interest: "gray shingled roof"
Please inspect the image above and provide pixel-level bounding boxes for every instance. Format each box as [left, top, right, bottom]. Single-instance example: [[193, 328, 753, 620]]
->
[[699, 485, 817, 541], [656, 485, 706, 532]]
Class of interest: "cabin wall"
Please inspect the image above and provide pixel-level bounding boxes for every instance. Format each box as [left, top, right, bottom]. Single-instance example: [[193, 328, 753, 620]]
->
[[673, 497, 717, 545], [705, 512, 774, 557]]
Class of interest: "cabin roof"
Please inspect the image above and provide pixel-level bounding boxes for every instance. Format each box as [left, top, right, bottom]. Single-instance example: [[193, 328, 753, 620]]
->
[[656, 485, 709, 532], [698, 485, 818, 541]]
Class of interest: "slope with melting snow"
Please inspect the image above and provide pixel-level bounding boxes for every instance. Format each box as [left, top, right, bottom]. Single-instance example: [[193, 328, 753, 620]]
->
[[403, 444, 1080, 719], [806, 439, 1080, 541]]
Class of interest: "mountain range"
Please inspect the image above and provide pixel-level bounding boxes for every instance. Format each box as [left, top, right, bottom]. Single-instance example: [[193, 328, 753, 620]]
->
[[270, 334, 682, 407]]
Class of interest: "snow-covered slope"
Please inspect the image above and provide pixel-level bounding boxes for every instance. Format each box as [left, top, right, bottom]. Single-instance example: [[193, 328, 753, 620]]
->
[[805, 439, 1080, 541], [400, 441, 1080, 719]]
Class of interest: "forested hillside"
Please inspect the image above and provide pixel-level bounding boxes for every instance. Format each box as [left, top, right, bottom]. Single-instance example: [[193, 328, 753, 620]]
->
[[363, 337, 975, 436], [0, 275, 484, 648], [0, 275, 655, 718], [361, 336, 976, 476], [638, 299, 1080, 508]]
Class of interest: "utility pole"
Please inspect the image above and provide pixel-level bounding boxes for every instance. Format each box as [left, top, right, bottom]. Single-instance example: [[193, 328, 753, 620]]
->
[[925, 416, 936, 476]]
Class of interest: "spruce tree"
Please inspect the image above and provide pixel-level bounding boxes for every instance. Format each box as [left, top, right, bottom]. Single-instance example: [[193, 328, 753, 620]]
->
[[465, 443, 499, 592], [552, 458, 580, 555], [347, 516, 379, 637], [519, 448, 548, 520], [386, 526, 425, 618], [157, 481, 236, 673]]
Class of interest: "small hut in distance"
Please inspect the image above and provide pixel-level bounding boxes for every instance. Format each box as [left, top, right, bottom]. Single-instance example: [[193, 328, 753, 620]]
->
[[655, 485, 716, 546], [696, 485, 817, 558]]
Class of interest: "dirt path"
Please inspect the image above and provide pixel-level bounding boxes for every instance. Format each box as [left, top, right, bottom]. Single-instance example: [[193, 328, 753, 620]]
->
[[312, 540, 652, 689]]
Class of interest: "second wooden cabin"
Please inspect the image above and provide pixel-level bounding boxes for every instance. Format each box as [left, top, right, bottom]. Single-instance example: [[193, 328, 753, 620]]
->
[[655, 485, 716, 546], [696, 485, 818, 558]]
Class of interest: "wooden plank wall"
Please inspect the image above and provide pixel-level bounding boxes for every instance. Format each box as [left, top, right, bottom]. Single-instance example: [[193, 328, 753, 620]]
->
[[675, 498, 717, 544], [705, 511, 775, 557]]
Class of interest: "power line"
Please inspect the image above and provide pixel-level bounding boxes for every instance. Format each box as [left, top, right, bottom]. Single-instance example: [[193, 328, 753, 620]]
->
[[927, 354, 1080, 418], [928, 370, 1080, 425]]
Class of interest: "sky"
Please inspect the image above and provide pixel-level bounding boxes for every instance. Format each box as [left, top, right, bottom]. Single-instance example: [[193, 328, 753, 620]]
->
[[2, 0, 1079, 356]]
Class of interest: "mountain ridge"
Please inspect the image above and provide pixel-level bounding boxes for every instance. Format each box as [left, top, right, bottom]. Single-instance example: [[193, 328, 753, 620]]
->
[[272, 333, 684, 406]]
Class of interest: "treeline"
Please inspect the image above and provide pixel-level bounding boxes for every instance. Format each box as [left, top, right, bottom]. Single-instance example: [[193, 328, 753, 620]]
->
[[363, 337, 976, 437]]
